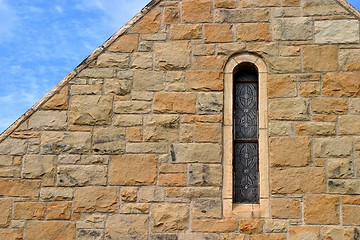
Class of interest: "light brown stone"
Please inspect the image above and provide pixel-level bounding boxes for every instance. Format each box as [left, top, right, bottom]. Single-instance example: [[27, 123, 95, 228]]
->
[[342, 195, 360, 204], [271, 198, 301, 219], [269, 122, 292, 136], [126, 127, 142, 142], [323, 72, 360, 97], [288, 226, 320, 240], [73, 187, 119, 212], [270, 137, 311, 167], [22, 155, 55, 185], [70, 84, 102, 95], [0, 138, 27, 155], [269, 98, 310, 120], [349, 98, 360, 114], [193, 55, 227, 70], [188, 164, 222, 186], [40, 187, 73, 201], [96, 52, 130, 68], [14, 202, 46, 220], [215, 0, 237, 8], [158, 173, 187, 187], [304, 195, 339, 224], [77, 68, 116, 78], [240, 219, 264, 234], [28, 110, 67, 130], [69, 95, 112, 125], [241, 0, 280, 7], [303, 0, 348, 16], [129, 8, 161, 34], [315, 20, 359, 44], [155, 41, 191, 70], [197, 92, 223, 114], [249, 234, 286, 240], [152, 204, 189, 232], [321, 226, 355, 240], [119, 203, 150, 214], [295, 122, 336, 136], [299, 82, 320, 97], [121, 187, 138, 202], [0, 198, 11, 227], [339, 115, 360, 135], [271, 167, 325, 194], [186, 70, 223, 91], [109, 154, 157, 185], [268, 75, 297, 98], [192, 198, 222, 219], [312, 98, 348, 114], [193, 123, 222, 143], [41, 85, 68, 110], [273, 17, 313, 40], [0, 166, 20, 177], [77, 229, 104, 240], [114, 100, 152, 114], [108, 34, 139, 52], [0, 179, 40, 197], [237, 23, 270, 41], [25, 221, 76, 240], [0, 229, 23, 240], [314, 138, 352, 158], [263, 220, 287, 233], [343, 205, 360, 226], [182, 0, 213, 22], [170, 24, 202, 40], [113, 114, 142, 127], [138, 186, 165, 202], [132, 70, 165, 91], [153, 92, 196, 114], [174, 143, 222, 163], [303, 45, 338, 72], [268, 56, 301, 73], [106, 214, 148, 239], [104, 79, 131, 95], [328, 179, 360, 194], [339, 48, 360, 71], [93, 127, 126, 154], [126, 142, 168, 154], [214, 9, 270, 23], [47, 202, 71, 220], [130, 52, 153, 70], [164, 7, 180, 23], [192, 219, 238, 232], [205, 24, 233, 43], [57, 165, 107, 186]]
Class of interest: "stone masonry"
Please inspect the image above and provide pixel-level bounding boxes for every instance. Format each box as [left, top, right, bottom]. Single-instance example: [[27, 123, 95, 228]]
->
[[0, 0, 359, 239]]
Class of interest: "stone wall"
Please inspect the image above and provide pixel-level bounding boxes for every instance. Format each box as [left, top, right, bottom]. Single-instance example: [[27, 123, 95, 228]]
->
[[0, 0, 359, 239]]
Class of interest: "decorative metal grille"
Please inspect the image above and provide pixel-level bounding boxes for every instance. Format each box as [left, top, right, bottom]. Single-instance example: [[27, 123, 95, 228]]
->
[[233, 66, 259, 203]]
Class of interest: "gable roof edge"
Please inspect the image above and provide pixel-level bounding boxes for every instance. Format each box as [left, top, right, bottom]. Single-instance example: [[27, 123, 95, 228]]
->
[[336, 0, 360, 19], [0, 0, 161, 143]]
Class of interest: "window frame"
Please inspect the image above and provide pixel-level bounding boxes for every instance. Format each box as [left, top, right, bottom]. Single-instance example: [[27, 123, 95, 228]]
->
[[223, 54, 270, 218]]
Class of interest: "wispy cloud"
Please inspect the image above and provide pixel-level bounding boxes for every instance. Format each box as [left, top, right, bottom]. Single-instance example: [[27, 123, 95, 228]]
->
[[0, 0, 19, 43], [55, 5, 63, 14]]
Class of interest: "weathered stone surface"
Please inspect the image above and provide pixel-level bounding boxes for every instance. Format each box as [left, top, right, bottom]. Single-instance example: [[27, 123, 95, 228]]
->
[[25, 221, 76, 240], [303, 45, 338, 72], [104, 79, 131, 95], [57, 165, 107, 186], [70, 95, 112, 125], [327, 158, 354, 179], [133, 70, 165, 91], [127, 127, 142, 142], [295, 122, 336, 136], [74, 187, 119, 212], [343, 206, 360, 226], [70, 84, 102, 95], [312, 98, 348, 114], [174, 143, 221, 163], [267, 75, 297, 98], [271, 198, 301, 219], [47, 202, 72, 220], [158, 173, 187, 187], [270, 137, 311, 167], [96, 52, 129, 68], [193, 55, 227, 70], [93, 127, 125, 154], [58, 155, 109, 165], [77, 68, 116, 78], [109, 154, 157, 185], [269, 122, 292, 136], [271, 167, 325, 194], [41, 85, 69, 110], [205, 24, 233, 43], [114, 100, 152, 114], [40, 187, 73, 201], [215, 0, 237, 8], [0, 166, 20, 177], [0, 155, 13, 165], [264, 220, 287, 233], [152, 204, 189, 232], [237, 23, 270, 41], [315, 20, 359, 44], [129, 8, 161, 34], [155, 42, 191, 70], [0, 198, 11, 227], [170, 24, 202, 40], [192, 198, 221, 218], [14, 202, 46, 220], [328, 179, 360, 194], [314, 138, 352, 158], [22, 155, 55, 184], [108, 34, 139, 52], [240, 219, 264, 234], [126, 142, 168, 154], [153, 92, 196, 114], [131, 52, 153, 69], [214, 9, 269, 23], [268, 56, 301, 73], [323, 72, 360, 97], [321, 226, 355, 240], [339, 116, 360, 135], [339, 48, 360, 71], [0, 179, 40, 197], [28, 110, 67, 130], [303, 0, 349, 16], [350, 98, 360, 114], [113, 114, 142, 127], [121, 187, 138, 202], [188, 164, 222, 186], [120, 203, 150, 214], [192, 219, 238, 232], [41, 132, 91, 154], [106, 214, 148, 239], [288, 226, 320, 240], [186, 71, 223, 91], [182, 0, 212, 22], [0, 138, 27, 155], [77, 229, 104, 240], [269, 98, 310, 120], [165, 71, 186, 91], [197, 92, 223, 114], [304, 194, 339, 224], [138, 186, 165, 202], [0, 229, 23, 240], [273, 17, 313, 40]]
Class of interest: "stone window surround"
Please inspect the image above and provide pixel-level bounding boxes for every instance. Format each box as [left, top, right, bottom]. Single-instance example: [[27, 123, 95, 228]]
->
[[223, 53, 270, 218]]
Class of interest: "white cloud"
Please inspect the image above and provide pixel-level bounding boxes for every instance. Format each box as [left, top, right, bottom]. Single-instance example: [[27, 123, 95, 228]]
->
[[0, 0, 19, 42], [55, 5, 63, 14]]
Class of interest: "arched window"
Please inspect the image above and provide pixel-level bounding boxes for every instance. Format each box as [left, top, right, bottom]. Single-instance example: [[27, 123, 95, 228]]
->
[[223, 54, 269, 218]]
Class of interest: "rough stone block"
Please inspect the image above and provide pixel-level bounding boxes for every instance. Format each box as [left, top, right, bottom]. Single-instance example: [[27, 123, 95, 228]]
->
[[288, 226, 320, 240], [339, 115, 360, 135], [215, 0, 237, 8], [311, 98, 348, 114], [104, 79, 131, 95], [152, 204, 189, 232], [119, 203, 150, 214], [106, 214, 148, 239], [113, 114, 142, 127], [93, 127, 125, 154], [25, 221, 76, 240], [170, 24, 202, 40], [328, 179, 360, 194], [174, 143, 222, 163], [109, 154, 157, 186], [267, 74, 297, 98], [304, 194, 339, 224], [70, 84, 102, 95], [14, 202, 46, 220], [57, 165, 107, 186], [40, 187, 73, 201], [28, 111, 67, 130], [129, 8, 161, 34], [0, 179, 40, 197], [240, 219, 264, 234], [126, 143, 168, 154], [114, 100, 152, 114], [237, 23, 270, 41], [153, 92, 196, 114], [22, 155, 55, 185], [155, 42, 191, 70], [77, 229, 104, 240], [314, 138, 352, 158], [138, 186, 165, 202], [273, 17, 313, 40], [268, 56, 301, 73], [143, 115, 180, 141], [188, 164, 222, 186], [73, 187, 119, 212], [205, 24, 233, 43], [327, 158, 354, 179], [269, 122, 292, 136], [158, 173, 187, 187], [303, 0, 349, 16], [303, 45, 338, 72], [47, 202, 71, 220], [321, 226, 355, 240], [108, 34, 139, 52], [214, 9, 269, 23], [41, 85, 68, 110], [133, 70, 165, 91], [0, 138, 27, 155], [269, 98, 309, 120], [77, 68, 116, 78], [323, 72, 360, 97], [295, 122, 336, 136], [192, 198, 222, 219], [186, 71, 223, 91], [0, 198, 11, 227], [41, 132, 91, 154], [339, 48, 360, 71], [271, 198, 301, 219], [0, 229, 23, 240], [343, 205, 360, 226], [315, 20, 359, 44], [197, 92, 223, 114], [192, 219, 238, 232], [182, 0, 213, 22], [193, 123, 222, 143]]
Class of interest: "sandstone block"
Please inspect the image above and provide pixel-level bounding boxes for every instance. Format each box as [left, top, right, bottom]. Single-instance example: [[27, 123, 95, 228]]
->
[[193, 55, 227, 70], [155, 42, 191, 70], [186, 71, 223, 91], [314, 138, 352, 158], [70, 84, 102, 95], [126, 143, 168, 154], [240, 219, 264, 234], [47, 202, 71, 220], [339, 115, 360, 135], [205, 24, 233, 43], [0, 155, 13, 165], [271, 167, 325, 194], [339, 48, 360, 71], [0, 166, 19, 178], [133, 70, 165, 91], [127, 127, 142, 142], [182, 0, 212, 22], [323, 72, 360, 97], [288, 226, 319, 240], [28, 110, 67, 130], [343, 205, 360, 226], [57, 165, 107, 186], [0, 179, 40, 197], [129, 8, 161, 34], [138, 186, 165, 202], [304, 194, 339, 224], [77, 68, 116, 78], [328, 179, 360, 194], [41, 85, 68, 110], [41, 131, 91, 154], [264, 220, 287, 233], [273, 17, 313, 40], [271, 198, 301, 219], [113, 114, 142, 127], [152, 204, 189, 232], [0, 138, 27, 155], [303, 0, 349, 16], [93, 127, 125, 154], [350, 98, 360, 114], [77, 229, 104, 240], [241, 0, 280, 7], [153, 92, 196, 114], [106, 214, 148, 239], [315, 20, 359, 44], [114, 100, 152, 114], [192, 198, 222, 219], [96, 52, 129, 68], [267, 74, 297, 98], [321, 226, 355, 240], [70, 95, 112, 125], [109, 154, 157, 185], [237, 23, 270, 41], [299, 82, 320, 96], [303, 45, 338, 72], [121, 187, 138, 202], [74, 187, 119, 212], [164, 7, 180, 24], [40, 187, 73, 201], [0, 229, 23, 240], [215, 0, 237, 8], [269, 122, 292, 136], [181, 187, 221, 199], [158, 173, 187, 187], [269, 98, 309, 120], [0, 198, 11, 227], [174, 143, 221, 163], [108, 34, 138, 52], [14, 202, 46, 220], [270, 137, 311, 167], [193, 123, 222, 143], [197, 92, 223, 114], [192, 219, 238, 232], [25, 221, 76, 240], [268, 56, 301, 73], [170, 24, 202, 40], [58, 155, 109, 165], [131, 52, 153, 70], [22, 155, 55, 185], [311, 98, 348, 114], [104, 79, 131, 95], [214, 9, 269, 23], [188, 164, 222, 186], [119, 203, 149, 214], [295, 122, 336, 136]]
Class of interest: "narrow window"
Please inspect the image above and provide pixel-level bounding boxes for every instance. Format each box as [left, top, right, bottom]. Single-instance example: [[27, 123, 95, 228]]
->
[[233, 63, 259, 203]]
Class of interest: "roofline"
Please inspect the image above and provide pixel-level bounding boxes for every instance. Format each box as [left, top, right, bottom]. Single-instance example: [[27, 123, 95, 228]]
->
[[0, 0, 161, 143], [0, 0, 359, 143]]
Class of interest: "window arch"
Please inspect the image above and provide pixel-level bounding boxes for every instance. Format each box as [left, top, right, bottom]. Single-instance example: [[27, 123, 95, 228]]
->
[[223, 54, 269, 218]]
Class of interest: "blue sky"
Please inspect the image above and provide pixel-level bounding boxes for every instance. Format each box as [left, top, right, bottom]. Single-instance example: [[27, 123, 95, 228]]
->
[[0, 0, 359, 133]]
